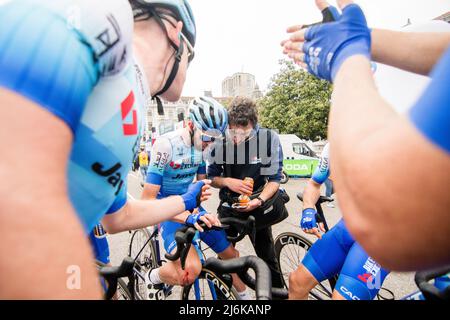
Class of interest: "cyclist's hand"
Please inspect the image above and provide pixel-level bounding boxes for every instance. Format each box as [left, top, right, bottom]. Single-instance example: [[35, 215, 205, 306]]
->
[[282, 0, 341, 68], [185, 209, 220, 232], [225, 178, 253, 195], [199, 183, 212, 203], [181, 180, 211, 212], [301, 208, 325, 239], [282, 0, 370, 82]]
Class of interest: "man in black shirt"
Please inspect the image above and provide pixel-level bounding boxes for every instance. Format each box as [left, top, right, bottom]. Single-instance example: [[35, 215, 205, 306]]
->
[[208, 97, 288, 289]]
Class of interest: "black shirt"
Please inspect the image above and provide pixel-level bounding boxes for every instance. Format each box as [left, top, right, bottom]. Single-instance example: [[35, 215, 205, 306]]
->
[[207, 126, 284, 200]]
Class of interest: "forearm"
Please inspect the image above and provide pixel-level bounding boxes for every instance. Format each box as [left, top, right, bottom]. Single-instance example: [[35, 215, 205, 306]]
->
[[259, 181, 279, 202], [171, 211, 192, 224], [102, 197, 186, 233], [329, 56, 450, 270], [329, 56, 397, 213], [211, 176, 227, 189], [371, 29, 450, 75], [302, 180, 322, 210]]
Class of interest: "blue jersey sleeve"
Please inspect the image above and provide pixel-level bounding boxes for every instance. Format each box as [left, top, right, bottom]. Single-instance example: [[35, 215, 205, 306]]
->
[[312, 143, 331, 185], [197, 161, 207, 175], [0, 1, 98, 133], [106, 181, 128, 215], [410, 46, 450, 153]]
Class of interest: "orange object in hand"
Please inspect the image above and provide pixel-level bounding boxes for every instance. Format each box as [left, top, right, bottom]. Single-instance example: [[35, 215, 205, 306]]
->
[[243, 177, 254, 196], [238, 195, 250, 205]]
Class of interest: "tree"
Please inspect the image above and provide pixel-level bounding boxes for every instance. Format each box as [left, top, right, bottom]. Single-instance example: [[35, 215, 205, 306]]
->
[[259, 60, 332, 141]]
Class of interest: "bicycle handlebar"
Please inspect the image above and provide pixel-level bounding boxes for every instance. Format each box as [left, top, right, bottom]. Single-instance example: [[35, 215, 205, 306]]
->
[[98, 256, 135, 300], [165, 216, 256, 269], [203, 256, 273, 300], [164, 221, 222, 267], [415, 265, 450, 301], [221, 216, 256, 244]]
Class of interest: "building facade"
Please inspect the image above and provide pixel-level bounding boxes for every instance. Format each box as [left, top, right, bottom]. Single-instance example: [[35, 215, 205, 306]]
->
[[434, 11, 450, 23], [222, 72, 263, 99]]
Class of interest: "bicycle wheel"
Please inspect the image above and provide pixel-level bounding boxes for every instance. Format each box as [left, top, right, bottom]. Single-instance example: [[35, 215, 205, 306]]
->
[[181, 268, 241, 300], [96, 261, 133, 300], [129, 228, 159, 300], [274, 232, 337, 300]]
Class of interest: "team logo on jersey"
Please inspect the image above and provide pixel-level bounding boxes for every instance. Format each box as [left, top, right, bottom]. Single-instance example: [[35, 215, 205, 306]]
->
[[121, 91, 138, 136], [170, 161, 182, 169], [92, 162, 124, 196]]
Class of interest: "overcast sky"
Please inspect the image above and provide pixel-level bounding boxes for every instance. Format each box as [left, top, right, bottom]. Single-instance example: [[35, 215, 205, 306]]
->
[[183, 0, 450, 97]]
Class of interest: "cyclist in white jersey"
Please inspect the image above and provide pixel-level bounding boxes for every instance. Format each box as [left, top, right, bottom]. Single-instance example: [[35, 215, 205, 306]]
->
[[141, 97, 250, 300], [0, 0, 207, 298]]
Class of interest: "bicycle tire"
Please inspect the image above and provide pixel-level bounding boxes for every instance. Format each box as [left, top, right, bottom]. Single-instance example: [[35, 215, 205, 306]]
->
[[181, 268, 241, 300], [129, 228, 159, 299], [274, 232, 337, 300], [280, 171, 289, 184], [96, 261, 133, 300]]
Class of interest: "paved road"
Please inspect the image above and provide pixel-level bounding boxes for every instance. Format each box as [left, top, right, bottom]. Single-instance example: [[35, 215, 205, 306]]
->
[[106, 171, 419, 300]]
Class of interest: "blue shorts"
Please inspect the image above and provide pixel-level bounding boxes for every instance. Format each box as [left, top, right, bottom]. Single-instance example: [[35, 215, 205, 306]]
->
[[160, 221, 230, 255], [302, 219, 389, 300], [89, 224, 110, 264]]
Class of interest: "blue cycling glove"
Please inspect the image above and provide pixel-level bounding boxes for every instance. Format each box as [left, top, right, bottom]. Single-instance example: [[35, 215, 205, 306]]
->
[[303, 4, 371, 82], [181, 181, 205, 212], [185, 208, 207, 227], [300, 208, 318, 230]]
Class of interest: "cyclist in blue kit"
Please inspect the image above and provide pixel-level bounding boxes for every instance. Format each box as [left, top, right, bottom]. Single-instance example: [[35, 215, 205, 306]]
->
[[141, 97, 250, 300], [0, 0, 208, 298], [282, 0, 450, 271], [289, 143, 390, 300]]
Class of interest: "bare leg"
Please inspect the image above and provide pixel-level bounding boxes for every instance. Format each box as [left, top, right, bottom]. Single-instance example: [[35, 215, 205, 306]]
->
[[332, 290, 346, 300], [289, 264, 319, 300], [218, 245, 247, 293], [158, 246, 202, 286]]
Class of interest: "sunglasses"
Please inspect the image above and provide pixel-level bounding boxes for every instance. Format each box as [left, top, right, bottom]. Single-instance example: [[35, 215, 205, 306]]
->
[[180, 32, 195, 64]]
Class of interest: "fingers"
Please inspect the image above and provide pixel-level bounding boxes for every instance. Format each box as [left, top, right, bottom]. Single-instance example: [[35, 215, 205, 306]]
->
[[240, 184, 253, 195], [194, 222, 204, 232], [287, 51, 305, 63], [200, 215, 212, 228], [289, 29, 308, 42], [315, 0, 330, 11], [286, 25, 304, 33], [200, 185, 211, 202], [201, 179, 211, 186], [337, 0, 354, 10], [283, 41, 304, 53], [312, 228, 322, 239], [319, 223, 326, 233]]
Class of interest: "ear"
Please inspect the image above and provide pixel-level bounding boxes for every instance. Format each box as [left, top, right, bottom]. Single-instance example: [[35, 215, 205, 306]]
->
[[166, 20, 184, 46]]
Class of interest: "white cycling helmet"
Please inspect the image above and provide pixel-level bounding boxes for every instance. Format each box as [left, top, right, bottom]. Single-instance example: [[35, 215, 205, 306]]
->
[[189, 97, 228, 138]]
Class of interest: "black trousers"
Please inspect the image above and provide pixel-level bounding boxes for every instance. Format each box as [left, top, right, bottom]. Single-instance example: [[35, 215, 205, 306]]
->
[[218, 205, 285, 289]]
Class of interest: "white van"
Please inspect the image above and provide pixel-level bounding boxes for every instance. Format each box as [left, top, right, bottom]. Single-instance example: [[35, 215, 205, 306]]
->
[[279, 134, 319, 181]]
